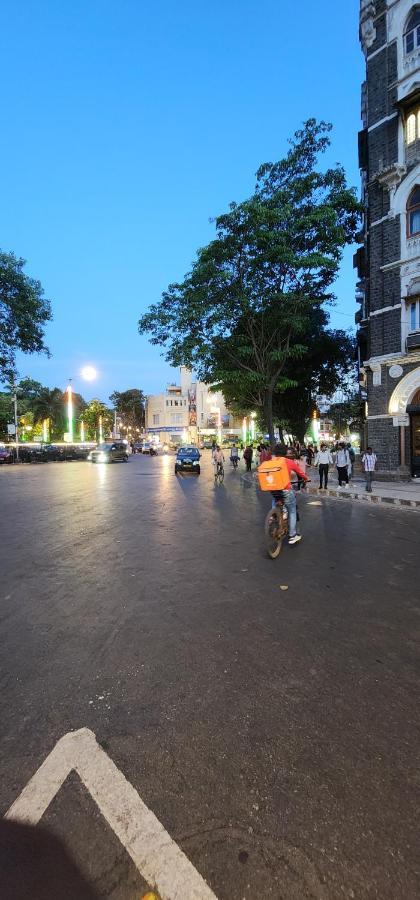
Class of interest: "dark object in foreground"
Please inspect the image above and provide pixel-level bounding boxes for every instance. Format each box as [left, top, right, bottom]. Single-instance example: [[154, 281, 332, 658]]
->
[[0, 819, 99, 899]]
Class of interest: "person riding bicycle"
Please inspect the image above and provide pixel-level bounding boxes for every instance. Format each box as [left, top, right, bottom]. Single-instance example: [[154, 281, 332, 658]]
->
[[212, 445, 225, 474], [258, 443, 309, 545]]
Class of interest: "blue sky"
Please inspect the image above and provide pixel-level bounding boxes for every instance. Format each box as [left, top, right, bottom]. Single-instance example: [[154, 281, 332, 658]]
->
[[1, 0, 364, 401]]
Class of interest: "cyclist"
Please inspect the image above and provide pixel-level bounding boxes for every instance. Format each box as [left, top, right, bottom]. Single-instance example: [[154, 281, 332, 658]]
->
[[212, 445, 225, 478], [230, 443, 239, 468], [258, 443, 309, 545]]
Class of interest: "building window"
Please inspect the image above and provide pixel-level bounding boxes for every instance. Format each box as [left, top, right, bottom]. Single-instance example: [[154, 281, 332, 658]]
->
[[406, 110, 420, 144], [407, 186, 420, 236], [404, 8, 420, 53], [153, 414, 159, 425], [409, 300, 420, 331]]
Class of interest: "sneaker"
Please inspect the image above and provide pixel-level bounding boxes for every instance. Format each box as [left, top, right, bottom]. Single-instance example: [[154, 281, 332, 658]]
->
[[288, 534, 302, 545]]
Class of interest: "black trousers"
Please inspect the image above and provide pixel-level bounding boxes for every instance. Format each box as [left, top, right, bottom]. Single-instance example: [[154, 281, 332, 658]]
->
[[319, 463, 329, 488], [337, 465, 349, 485], [245, 459, 252, 472]]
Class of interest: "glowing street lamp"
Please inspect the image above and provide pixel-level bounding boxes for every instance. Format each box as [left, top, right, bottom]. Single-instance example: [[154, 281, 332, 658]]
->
[[67, 382, 74, 442], [99, 414, 103, 442], [250, 411, 256, 441]]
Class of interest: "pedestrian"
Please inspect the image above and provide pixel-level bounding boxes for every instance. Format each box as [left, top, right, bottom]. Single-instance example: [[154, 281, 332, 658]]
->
[[347, 443, 355, 480], [314, 443, 333, 490], [335, 442, 350, 487], [259, 443, 272, 463], [243, 445, 253, 472], [361, 446, 377, 492], [230, 443, 240, 468]]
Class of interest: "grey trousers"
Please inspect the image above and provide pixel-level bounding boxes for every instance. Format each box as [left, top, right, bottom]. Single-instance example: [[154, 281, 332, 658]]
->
[[365, 471, 373, 492]]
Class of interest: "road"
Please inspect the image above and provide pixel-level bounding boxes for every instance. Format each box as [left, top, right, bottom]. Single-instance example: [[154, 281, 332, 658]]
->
[[0, 452, 419, 899]]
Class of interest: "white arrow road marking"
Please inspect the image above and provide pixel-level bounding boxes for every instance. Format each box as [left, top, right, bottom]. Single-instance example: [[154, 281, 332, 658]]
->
[[5, 727, 217, 900]]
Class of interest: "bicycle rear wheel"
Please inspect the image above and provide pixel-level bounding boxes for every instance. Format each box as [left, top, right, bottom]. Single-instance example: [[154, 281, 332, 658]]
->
[[264, 506, 283, 559], [218, 467, 224, 484]]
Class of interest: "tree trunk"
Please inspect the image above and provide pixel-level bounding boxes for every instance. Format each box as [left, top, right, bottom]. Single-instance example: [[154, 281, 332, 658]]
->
[[263, 386, 275, 446]]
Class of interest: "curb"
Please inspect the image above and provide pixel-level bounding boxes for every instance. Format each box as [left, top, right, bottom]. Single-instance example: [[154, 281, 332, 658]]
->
[[307, 485, 420, 510], [241, 472, 420, 511]]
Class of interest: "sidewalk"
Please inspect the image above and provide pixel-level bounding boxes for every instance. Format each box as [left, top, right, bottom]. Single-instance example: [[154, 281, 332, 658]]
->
[[307, 471, 420, 509]]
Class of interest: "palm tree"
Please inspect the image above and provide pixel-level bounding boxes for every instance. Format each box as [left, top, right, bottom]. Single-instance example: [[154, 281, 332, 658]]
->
[[31, 388, 65, 440]]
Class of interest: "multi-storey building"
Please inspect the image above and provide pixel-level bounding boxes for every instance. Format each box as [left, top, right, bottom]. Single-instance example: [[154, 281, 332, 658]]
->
[[357, 0, 420, 477], [145, 367, 242, 445]]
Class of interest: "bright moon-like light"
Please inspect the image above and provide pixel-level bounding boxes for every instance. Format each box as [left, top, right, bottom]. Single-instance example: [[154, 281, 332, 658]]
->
[[81, 365, 97, 382]]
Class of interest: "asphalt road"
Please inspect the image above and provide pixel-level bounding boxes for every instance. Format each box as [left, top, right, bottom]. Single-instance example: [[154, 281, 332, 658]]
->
[[0, 452, 419, 899]]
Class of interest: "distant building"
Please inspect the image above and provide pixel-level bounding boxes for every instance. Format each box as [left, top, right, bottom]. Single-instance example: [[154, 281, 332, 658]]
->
[[145, 367, 242, 444], [357, 0, 420, 477]]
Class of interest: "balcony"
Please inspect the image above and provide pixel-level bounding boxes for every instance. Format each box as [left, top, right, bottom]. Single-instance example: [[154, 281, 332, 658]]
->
[[407, 331, 420, 351]]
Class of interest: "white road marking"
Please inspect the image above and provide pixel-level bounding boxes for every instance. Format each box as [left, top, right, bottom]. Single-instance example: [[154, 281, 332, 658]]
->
[[6, 727, 217, 900]]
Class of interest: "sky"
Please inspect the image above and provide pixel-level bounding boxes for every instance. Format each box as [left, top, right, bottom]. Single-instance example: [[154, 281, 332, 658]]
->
[[0, 0, 364, 401]]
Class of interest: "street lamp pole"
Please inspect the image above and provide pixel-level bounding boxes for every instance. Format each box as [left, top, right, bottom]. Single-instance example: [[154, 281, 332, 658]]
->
[[67, 380, 74, 442], [13, 382, 19, 462]]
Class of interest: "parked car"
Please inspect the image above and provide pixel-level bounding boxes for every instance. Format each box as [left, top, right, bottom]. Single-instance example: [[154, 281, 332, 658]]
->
[[0, 446, 14, 464], [87, 442, 129, 463], [174, 446, 201, 475]]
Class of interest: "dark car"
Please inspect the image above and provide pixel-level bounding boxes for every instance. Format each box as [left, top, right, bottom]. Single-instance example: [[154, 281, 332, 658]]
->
[[87, 442, 128, 463], [174, 446, 201, 475], [0, 446, 14, 464]]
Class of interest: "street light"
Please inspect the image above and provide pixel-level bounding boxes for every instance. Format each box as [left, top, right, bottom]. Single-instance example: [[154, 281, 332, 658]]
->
[[250, 411, 256, 441], [99, 414, 103, 443], [67, 381, 74, 442]]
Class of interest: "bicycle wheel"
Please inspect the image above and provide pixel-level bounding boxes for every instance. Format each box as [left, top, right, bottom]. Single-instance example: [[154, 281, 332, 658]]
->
[[218, 467, 224, 484], [264, 506, 283, 559]]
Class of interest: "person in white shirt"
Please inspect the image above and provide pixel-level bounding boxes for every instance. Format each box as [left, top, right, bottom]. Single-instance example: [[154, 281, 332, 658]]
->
[[314, 443, 334, 490], [361, 446, 377, 493], [335, 443, 351, 487]]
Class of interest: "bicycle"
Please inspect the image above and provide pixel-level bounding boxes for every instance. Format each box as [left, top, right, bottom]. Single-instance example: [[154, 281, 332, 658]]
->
[[264, 479, 309, 559], [214, 461, 224, 484], [230, 456, 239, 469]]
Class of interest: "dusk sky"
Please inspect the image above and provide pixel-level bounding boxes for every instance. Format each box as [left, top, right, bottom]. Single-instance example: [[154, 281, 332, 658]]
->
[[1, 1, 364, 401]]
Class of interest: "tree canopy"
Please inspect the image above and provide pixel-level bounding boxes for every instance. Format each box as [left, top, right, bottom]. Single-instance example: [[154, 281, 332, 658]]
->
[[139, 120, 360, 441], [109, 389, 145, 430], [0, 251, 52, 382]]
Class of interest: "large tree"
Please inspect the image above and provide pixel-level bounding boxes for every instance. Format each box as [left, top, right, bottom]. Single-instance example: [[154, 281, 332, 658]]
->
[[0, 251, 52, 382], [139, 120, 360, 442], [109, 389, 145, 430]]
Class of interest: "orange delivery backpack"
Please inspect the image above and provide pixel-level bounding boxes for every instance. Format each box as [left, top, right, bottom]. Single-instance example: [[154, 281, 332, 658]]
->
[[257, 457, 290, 492]]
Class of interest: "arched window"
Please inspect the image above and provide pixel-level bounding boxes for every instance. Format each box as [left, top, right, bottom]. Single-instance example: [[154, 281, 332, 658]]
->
[[404, 7, 420, 53], [407, 186, 420, 236]]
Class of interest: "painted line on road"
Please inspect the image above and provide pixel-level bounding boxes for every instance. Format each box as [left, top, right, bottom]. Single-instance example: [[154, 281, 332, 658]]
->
[[6, 727, 217, 900]]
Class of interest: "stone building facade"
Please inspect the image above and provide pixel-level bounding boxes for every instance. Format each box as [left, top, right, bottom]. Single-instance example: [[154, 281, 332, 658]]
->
[[357, 0, 420, 476]]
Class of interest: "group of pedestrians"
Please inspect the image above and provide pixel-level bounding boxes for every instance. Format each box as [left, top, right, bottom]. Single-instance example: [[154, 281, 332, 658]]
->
[[311, 442, 378, 493], [313, 442, 355, 489], [212, 438, 378, 494]]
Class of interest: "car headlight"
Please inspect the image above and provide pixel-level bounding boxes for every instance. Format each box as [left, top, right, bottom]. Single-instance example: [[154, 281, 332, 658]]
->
[[193, 460, 198, 465]]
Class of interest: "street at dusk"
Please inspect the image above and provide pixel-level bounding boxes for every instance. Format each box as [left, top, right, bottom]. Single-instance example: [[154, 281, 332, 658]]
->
[[0, 454, 419, 898]]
